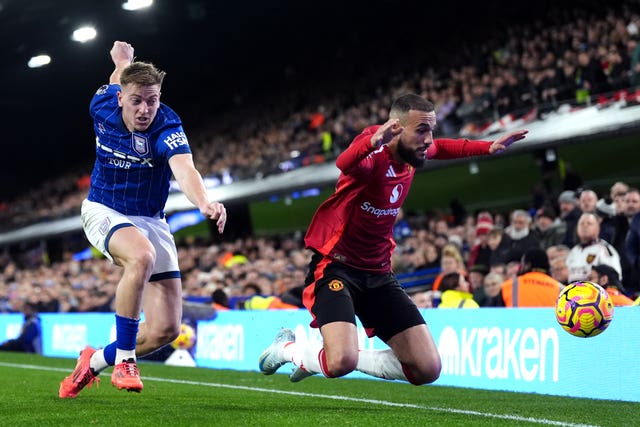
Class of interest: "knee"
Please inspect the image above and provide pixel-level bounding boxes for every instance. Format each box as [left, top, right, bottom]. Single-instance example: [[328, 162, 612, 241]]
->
[[127, 249, 156, 277], [408, 355, 442, 385], [148, 323, 181, 347], [413, 365, 441, 385], [325, 350, 359, 378], [136, 249, 156, 271]]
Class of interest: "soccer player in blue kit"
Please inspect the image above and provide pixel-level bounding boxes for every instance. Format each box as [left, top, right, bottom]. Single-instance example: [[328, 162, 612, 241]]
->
[[59, 41, 227, 398]]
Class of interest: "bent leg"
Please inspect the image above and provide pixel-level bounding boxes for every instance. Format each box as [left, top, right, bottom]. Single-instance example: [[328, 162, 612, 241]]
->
[[109, 226, 156, 318], [354, 274, 441, 384], [109, 227, 156, 364], [386, 324, 441, 384], [319, 321, 359, 377], [88, 226, 156, 372], [357, 325, 441, 384], [136, 278, 182, 356], [284, 321, 359, 378]]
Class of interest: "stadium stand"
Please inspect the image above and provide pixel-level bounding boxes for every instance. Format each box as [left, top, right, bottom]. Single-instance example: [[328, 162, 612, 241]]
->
[[1, 2, 640, 315]]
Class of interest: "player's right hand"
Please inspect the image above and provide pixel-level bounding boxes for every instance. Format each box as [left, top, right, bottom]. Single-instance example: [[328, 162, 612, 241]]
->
[[201, 201, 227, 234], [370, 118, 403, 148], [110, 41, 134, 66]]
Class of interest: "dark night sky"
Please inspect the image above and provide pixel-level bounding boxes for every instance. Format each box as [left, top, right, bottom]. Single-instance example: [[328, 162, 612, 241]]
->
[[0, 0, 608, 199]]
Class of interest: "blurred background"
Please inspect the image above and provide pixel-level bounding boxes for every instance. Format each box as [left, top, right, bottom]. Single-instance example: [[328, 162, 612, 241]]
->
[[1, 0, 640, 316]]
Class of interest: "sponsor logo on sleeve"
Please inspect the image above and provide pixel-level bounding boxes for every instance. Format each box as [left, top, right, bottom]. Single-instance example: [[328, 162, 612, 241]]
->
[[163, 131, 189, 150]]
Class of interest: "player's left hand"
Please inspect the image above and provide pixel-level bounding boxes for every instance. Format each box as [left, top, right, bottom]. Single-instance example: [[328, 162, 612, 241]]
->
[[489, 129, 528, 154], [202, 201, 227, 233]]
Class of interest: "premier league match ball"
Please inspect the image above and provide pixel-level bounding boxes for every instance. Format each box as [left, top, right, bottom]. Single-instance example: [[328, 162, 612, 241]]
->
[[171, 323, 196, 350], [555, 281, 614, 338]]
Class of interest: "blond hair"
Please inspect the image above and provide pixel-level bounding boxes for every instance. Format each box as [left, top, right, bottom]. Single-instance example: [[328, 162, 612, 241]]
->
[[120, 61, 166, 87], [441, 243, 463, 266]]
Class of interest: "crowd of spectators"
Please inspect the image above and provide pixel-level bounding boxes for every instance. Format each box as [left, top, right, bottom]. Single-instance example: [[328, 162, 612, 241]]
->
[[2, 3, 640, 229], [2, 179, 639, 320], [401, 181, 640, 308], [2, 4, 640, 339]]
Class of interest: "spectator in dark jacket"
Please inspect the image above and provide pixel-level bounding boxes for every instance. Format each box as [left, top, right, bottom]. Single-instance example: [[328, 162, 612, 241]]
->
[[531, 206, 565, 249], [0, 301, 41, 353], [558, 190, 581, 247], [504, 209, 540, 261], [625, 211, 640, 296]]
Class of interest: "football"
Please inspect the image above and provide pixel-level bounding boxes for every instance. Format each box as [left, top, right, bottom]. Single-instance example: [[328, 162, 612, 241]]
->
[[171, 323, 196, 350], [555, 281, 614, 338]]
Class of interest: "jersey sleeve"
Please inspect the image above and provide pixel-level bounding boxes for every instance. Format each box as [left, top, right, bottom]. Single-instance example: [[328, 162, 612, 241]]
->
[[89, 84, 120, 120], [335, 125, 380, 175], [427, 138, 492, 160], [158, 126, 192, 160]]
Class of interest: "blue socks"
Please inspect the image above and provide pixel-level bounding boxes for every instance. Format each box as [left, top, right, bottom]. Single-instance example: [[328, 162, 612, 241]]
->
[[103, 314, 139, 365]]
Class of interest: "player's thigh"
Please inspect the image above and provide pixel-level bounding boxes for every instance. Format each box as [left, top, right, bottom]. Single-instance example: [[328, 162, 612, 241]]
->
[[129, 215, 180, 280], [356, 279, 425, 342], [320, 321, 359, 361], [387, 323, 440, 367], [81, 199, 153, 265], [141, 278, 182, 332], [108, 226, 156, 266]]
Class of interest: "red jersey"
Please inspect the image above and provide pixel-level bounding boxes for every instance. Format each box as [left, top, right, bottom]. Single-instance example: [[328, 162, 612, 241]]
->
[[304, 125, 492, 272]]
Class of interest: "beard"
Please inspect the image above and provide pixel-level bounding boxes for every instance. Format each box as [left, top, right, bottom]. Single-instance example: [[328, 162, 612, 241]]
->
[[506, 227, 530, 240], [397, 137, 426, 168]]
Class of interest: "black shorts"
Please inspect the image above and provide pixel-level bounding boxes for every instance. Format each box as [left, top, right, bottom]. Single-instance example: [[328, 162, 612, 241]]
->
[[302, 252, 426, 343]]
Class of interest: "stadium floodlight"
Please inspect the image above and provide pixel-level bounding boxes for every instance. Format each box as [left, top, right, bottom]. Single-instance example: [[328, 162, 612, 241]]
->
[[122, 0, 153, 11], [71, 26, 97, 43], [27, 55, 51, 68]]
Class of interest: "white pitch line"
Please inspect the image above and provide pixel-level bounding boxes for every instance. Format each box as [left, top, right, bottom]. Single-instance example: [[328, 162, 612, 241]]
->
[[0, 362, 599, 427]]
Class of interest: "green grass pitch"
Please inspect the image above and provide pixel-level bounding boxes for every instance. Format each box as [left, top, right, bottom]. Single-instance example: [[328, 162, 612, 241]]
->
[[0, 351, 637, 426]]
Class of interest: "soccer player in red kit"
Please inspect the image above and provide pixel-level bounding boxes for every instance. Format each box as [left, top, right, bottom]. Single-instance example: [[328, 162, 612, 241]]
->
[[259, 94, 527, 384]]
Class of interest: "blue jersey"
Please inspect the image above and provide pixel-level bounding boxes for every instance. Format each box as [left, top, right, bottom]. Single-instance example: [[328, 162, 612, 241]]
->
[[87, 84, 191, 217]]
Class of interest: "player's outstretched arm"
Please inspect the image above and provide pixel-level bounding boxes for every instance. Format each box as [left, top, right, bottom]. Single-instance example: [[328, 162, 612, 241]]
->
[[109, 41, 134, 85], [169, 153, 227, 234]]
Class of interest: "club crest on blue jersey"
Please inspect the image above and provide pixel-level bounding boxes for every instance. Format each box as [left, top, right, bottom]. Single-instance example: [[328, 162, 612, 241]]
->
[[96, 85, 108, 95], [132, 134, 149, 156]]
